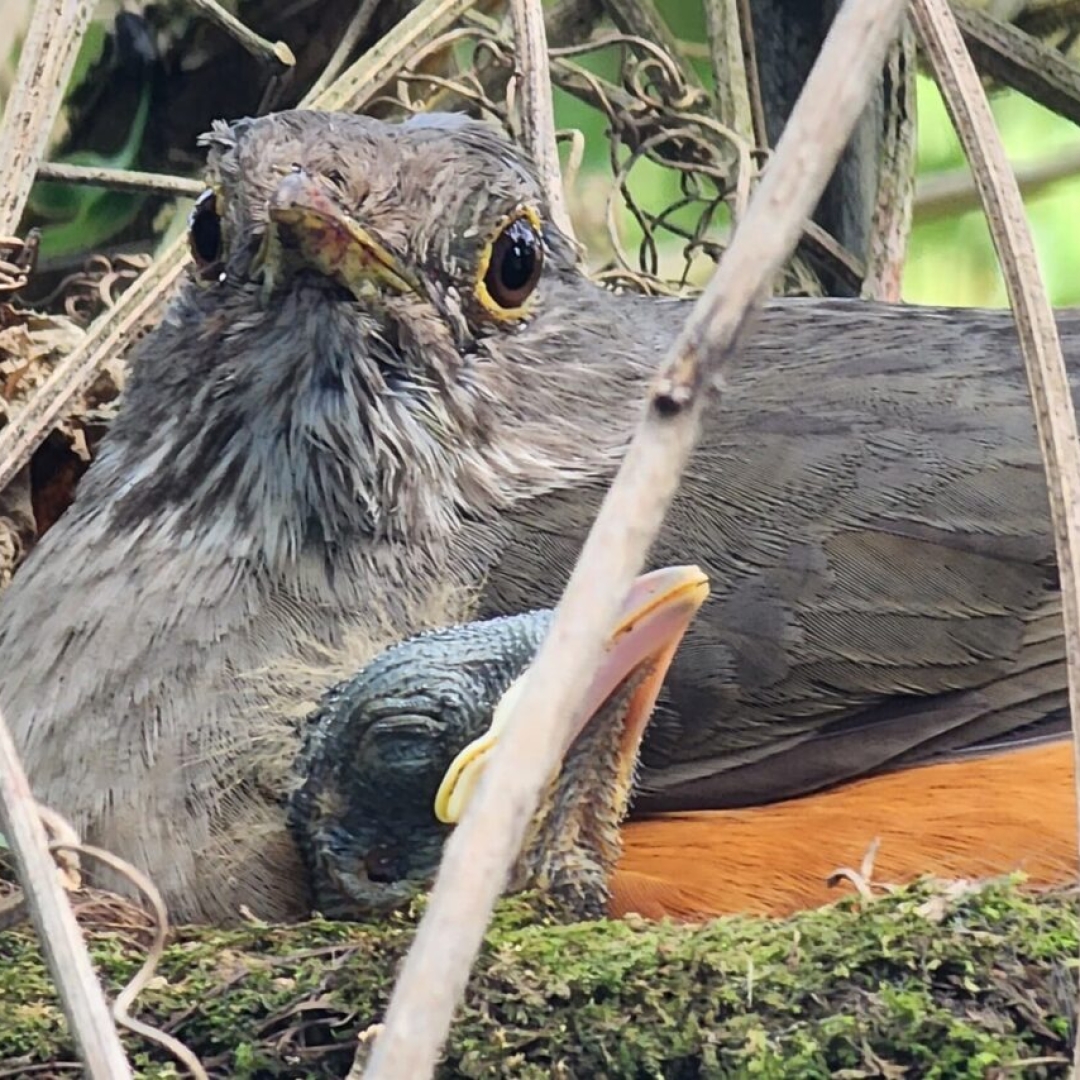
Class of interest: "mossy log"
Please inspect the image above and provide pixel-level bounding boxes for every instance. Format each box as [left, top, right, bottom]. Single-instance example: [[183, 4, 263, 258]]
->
[[1, 879, 1077, 1078]]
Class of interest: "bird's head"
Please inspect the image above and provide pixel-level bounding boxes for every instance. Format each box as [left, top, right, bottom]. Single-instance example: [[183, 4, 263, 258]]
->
[[103, 111, 659, 564], [195, 110, 580, 355], [290, 565, 709, 920]]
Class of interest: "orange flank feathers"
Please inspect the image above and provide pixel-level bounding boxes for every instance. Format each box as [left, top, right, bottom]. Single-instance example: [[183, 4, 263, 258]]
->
[[610, 739, 1077, 920]]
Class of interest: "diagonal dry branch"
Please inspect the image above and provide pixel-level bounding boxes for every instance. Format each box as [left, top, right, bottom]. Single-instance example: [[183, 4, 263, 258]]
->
[[184, 0, 296, 67], [33, 162, 205, 198], [0, 0, 95, 236], [509, 0, 574, 240], [954, 4, 1080, 127], [909, 0, 1080, 1069], [304, 0, 481, 111], [0, 710, 132, 1078], [360, 0, 910, 1076]]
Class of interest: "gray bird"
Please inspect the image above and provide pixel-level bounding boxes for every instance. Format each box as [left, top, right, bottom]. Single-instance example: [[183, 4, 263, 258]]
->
[[0, 109, 1076, 923]]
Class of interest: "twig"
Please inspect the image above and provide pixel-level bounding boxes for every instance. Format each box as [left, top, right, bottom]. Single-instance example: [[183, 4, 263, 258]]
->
[[304, 0, 382, 102], [860, 21, 917, 302], [509, 0, 575, 240], [52, 843, 209, 1080], [0, 707, 133, 1078], [733, 0, 767, 151], [184, 0, 296, 67], [702, 0, 754, 145], [35, 162, 204, 199], [915, 145, 1080, 223], [304, 0, 482, 111], [954, 4, 1080, 127], [909, 0, 1080, 1073], [359, 1, 908, 1077], [0, 0, 96, 235]]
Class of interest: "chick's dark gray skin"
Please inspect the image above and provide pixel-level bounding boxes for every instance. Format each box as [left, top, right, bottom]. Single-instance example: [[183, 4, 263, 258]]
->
[[292, 562, 707, 919], [291, 612, 553, 918], [2, 108, 1080, 925], [291, 608, 648, 921]]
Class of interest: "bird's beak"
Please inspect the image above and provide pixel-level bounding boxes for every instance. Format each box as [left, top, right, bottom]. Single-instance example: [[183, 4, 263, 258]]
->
[[264, 168, 418, 297], [434, 565, 710, 824]]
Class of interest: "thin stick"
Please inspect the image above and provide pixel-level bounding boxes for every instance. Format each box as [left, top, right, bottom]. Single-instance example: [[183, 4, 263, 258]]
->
[[0, 0, 96, 235], [360, 1, 909, 1076], [51, 843, 209, 1080], [954, 4, 1080, 128], [185, 0, 296, 67], [509, 0, 575, 240], [0, 708, 133, 1079], [909, 2, 1080, 1074], [304, 0, 382, 103], [860, 22, 917, 302], [35, 162, 204, 198], [702, 0, 754, 144], [304, 0, 481, 111]]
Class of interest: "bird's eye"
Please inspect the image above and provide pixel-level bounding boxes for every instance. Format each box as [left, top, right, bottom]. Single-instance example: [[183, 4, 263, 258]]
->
[[188, 189, 223, 278], [477, 211, 544, 317]]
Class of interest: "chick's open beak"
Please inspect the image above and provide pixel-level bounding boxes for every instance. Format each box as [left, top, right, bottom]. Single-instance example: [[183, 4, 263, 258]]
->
[[434, 565, 710, 824], [266, 168, 418, 296]]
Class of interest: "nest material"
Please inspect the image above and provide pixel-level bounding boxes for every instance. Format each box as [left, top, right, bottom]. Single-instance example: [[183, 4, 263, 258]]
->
[[1, 879, 1076, 1078]]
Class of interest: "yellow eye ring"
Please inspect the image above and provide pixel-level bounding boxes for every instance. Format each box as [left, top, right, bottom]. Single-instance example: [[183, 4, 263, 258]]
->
[[473, 206, 544, 321]]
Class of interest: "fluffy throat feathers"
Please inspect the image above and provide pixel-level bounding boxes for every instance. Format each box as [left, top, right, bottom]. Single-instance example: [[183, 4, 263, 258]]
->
[[107, 282, 600, 579]]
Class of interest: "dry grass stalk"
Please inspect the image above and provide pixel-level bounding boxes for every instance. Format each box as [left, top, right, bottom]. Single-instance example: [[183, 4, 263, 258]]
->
[[306, 0, 482, 110], [0, 709, 132, 1078], [509, 0, 575, 240], [910, 0, 1080, 1070], [359, 0, 910, 1076], [184, 0, 296, 67], [0, 0, 95, 235], [33, 162, 205, 198]]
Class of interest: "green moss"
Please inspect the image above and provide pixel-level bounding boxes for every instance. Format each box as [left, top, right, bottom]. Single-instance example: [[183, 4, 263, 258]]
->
[[1, 879, 1075, 1078]]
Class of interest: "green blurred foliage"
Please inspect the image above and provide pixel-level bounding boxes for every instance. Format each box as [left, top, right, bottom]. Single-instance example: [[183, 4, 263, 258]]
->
[[551, 6, 1080, 308], [905, 76, 1080, 307]]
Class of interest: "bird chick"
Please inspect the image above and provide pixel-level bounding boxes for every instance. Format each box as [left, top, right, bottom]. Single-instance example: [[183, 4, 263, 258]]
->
[[290, 566, 708, 921]]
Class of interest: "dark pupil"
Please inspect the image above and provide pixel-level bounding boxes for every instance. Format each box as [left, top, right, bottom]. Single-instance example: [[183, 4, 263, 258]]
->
[[189, 191, 222, 269], [486, 218, 541, 307]]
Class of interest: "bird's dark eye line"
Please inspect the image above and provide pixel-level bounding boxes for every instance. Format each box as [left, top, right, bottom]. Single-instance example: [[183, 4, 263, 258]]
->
[[483, 216, 543, 310]]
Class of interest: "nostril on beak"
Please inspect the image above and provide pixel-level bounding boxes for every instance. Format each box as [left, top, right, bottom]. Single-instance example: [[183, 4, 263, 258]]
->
[[364, 845, 402, 883]]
